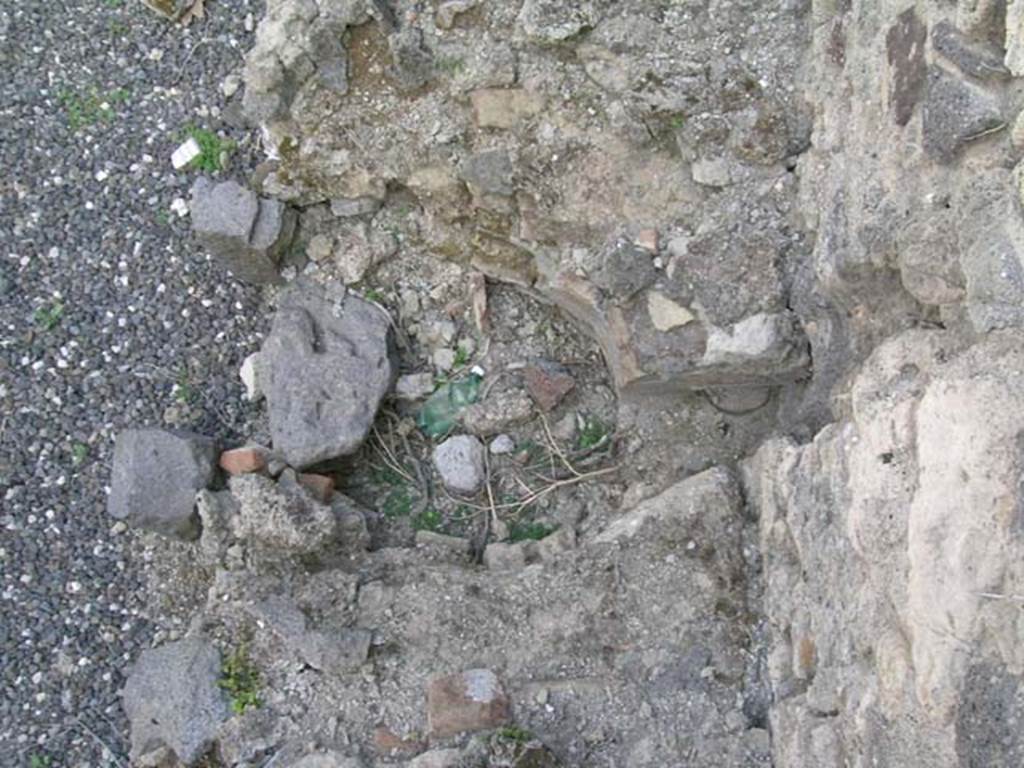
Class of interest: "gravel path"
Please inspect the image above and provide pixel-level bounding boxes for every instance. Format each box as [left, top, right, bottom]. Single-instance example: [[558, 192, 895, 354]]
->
[[1, 2, 267, 764]]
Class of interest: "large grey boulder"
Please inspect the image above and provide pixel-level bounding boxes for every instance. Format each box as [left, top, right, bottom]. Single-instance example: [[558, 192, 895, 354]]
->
[[122, 637, 229, 766], [107, 428, 218, 540], [261, 280, 396, 468], [190, 177, 296, 285]]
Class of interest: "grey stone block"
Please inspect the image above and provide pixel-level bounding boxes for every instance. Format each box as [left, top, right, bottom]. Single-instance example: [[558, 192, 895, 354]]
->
[[122, 637, 229, 766], [107, 428, 218, 540], [261, 279, 396, 468], [190, 177, 296, 285]]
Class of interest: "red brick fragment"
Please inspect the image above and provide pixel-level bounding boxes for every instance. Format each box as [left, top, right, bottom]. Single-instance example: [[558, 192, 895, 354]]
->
[[218, 446, 268, 476], [298, 472, 335, 503]]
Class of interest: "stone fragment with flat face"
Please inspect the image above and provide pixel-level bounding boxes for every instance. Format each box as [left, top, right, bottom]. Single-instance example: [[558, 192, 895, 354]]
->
[[261, 279, 396, 468], [122, 638, 228, 765], [190, 177, 296, 285], [922, 67, 1002, 164], [426, 669, 511, 739], [523, 360, 575, 412], [107, 428, 218, 540]]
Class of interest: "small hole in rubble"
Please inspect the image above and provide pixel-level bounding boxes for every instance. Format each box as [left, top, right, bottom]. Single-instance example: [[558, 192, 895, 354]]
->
[[333, 281, 617, 551]]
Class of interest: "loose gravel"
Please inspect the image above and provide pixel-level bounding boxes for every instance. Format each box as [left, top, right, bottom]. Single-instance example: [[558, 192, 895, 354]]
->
[[0, 1, 270, 764]]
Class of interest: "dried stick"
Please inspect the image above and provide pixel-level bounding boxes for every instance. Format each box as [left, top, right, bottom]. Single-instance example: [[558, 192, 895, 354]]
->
[[538, 411, 581, 478], [370, 426, 416, 485]]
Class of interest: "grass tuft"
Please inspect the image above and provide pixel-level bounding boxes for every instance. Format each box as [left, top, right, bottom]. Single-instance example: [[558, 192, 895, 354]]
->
[[184, 125, 235, 172], [218, 645, 261, 715], [33, 301, 64, 331], [412, 508, 443, 532], [508, 521, 556, 542], [577, 416, 609, 451], [58, 87, 129, 131], [173, 368, 196, 404], [496, 725, 534, 743], [71, 442, 89, 467]]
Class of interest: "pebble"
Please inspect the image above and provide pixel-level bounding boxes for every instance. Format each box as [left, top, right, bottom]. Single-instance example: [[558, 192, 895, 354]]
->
[[523, 360, 576, 412], [433, 348, 457, 371], [395, 372, 436, 401], [221, 74, 242, 98], [170, 197, 189, 218], [432, 435, 486, 495], [171, 138, 201, 170], [489, 434, 515, 455]]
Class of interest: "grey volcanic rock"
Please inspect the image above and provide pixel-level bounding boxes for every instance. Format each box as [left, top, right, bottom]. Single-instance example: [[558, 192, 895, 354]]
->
[[107, 428, 218, 540], [241, 0, 369, 124], [190, 177, 296, 285], [922, 67, 1002, 163], [246, 594, 371, 673], [432, 435, 486, 495], [693, 312, 810, 386], [517, 0, 595, 43], [122, 637, 229, 766], [261, 280, 396, 468], [229, 472, 338, 556], [932, 21, 1010, 81]]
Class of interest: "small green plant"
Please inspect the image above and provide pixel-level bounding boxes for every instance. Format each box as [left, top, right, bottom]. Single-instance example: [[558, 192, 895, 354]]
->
[[373, 465, 406, 486], [496, 725, 534, 743], [508, 521, 556, 543], [59, 86, 129, 130], [71, 442, 89, 467], [173, 368, 196, 404], [436, 56, 466, 75], [184, 125, 236, 172], [382, 487, 414, 518], [452, 345, 470, 368], [374, 464, 421, 517], [33, 301, 64, 331], [109, 19, 129, 35], [412, 508, 443, 532], [363, 288, 384, 303], [219, 645, 261, 715], [670, 114, 686, 130], [29, 755, 50, 768], [577, 416, 609, 450]]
